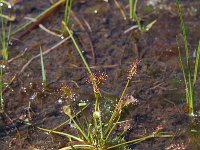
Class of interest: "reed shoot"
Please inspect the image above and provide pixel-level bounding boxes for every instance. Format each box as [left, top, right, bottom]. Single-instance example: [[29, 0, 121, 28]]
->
[[176, 0, 200, 116]]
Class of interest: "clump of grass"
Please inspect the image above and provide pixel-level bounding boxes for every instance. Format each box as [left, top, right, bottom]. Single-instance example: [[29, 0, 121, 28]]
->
[[0, 0, 13, 113], [176, 0, 200, 116], [129, 0, 156, 32], [0, 1, 12, 62]]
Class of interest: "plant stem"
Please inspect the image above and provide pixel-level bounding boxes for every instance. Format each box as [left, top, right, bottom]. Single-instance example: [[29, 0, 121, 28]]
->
[[105, 115, 120, 141], [40, 46, 46, 86], [129, 0, 133, 19], [24, 121, 83, 142], [107, 133, 173, 149], [120, 79, 130, 100], [105, 79, 130, 136], [193, 41, 200, 85], [64, 0, 72, 26], [69, 115, 89, 141], [176, 0, 194, 115], [65, 25, 92, 74], [52, 103, 89, 131], [0, 66, 3, 113], [59, 144, 95, 150]]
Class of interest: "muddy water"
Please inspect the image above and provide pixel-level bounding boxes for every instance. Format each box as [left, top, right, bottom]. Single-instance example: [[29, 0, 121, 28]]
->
[[1, 0, 200, 149]]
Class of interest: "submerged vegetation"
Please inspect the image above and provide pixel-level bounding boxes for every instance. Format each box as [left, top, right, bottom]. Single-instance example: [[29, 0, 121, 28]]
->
[[0, 0, 200, 149]]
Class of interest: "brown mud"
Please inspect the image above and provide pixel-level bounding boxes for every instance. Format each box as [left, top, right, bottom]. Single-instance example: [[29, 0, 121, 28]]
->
[[1, 0, 200, 149]]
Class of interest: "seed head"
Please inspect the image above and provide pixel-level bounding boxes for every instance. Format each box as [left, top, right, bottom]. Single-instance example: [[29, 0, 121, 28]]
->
[[86, 71, 107, 94], [127, 59, 140, 80], [86, 71, 108, 86], [123, 120, 131, 132], [165, 143, 186, 150], [58, 84, 79, 101], [153, 125, 164, 135]]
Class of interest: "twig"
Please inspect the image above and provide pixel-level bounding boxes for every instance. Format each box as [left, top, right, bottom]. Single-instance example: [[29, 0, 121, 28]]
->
[[114, 0, 127, 20], [82, 18, 92, 32], [24, 17, 62, 38], [13, 0, 65, 37], [8, 48, 28, 63], [149, 82, 164, 90], [124, 25, 138, 34]]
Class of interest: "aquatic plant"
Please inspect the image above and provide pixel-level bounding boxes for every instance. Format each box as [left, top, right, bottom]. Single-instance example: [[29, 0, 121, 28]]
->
[[23, 23, 172, 149], [176, 0, 200, 116], [129, 0, 156, 32]]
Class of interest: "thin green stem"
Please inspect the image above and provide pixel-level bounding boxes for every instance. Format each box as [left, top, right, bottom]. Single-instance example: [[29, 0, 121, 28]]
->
[[0, 66, 3, 113], [105, 79, 130, 136], [40, 46, 46, 85], [129, 0, 133, 19], [24, 121, 83, 142], [69, 115, 89, 141], [193, 41, 200, 85], [176, 0, 194, 115], [176, 37, 189, 102], [59, 144, 95, 150], [64, 0, 72, 26], [105, 115, 121, 141], [65, 25, 92, 74], [120, 79, 130, 100], [65, 25, 102, 139], [52, 103, 89, 131], [107, 133, 173, 149]]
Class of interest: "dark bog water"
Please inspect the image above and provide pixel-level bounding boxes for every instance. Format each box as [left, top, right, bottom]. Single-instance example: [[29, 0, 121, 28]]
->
[[1, 0, 200, 149]]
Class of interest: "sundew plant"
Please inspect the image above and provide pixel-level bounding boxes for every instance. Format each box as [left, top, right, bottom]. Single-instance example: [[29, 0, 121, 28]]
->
[[23, 23, 173, 150]]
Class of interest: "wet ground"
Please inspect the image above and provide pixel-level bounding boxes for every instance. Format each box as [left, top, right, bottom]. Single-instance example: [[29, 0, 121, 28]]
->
[[1, 0, 200, 149]]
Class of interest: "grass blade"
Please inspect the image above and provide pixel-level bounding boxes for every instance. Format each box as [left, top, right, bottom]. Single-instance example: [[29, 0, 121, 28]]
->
[[0, 66, 3, 113], [64, 0, 73, 26], [176, 0, 194, 115], [40, 46, 46, 85], [193, 41, 200, 85]]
